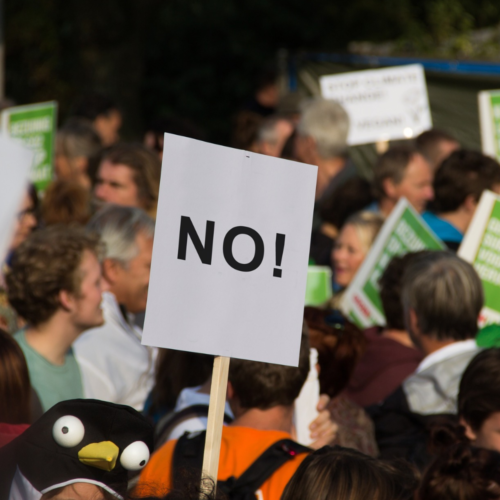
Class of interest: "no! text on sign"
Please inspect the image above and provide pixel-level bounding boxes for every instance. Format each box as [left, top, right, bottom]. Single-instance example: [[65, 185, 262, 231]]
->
[[320, 64, 432, 146], [142, 134, 318, 367]]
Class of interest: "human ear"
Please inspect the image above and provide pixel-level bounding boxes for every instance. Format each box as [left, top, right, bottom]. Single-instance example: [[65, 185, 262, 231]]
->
[[102, 259, 121, 286], [58, 289, 76, 312], [463, 194, 478, 214], [460, 417, 478, 442], [382, 178, 398, 200]]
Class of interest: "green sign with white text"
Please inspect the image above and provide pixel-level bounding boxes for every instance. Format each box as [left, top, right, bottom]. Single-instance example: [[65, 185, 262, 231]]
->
[[342, 199, 445, 328], [1, 101, 57, 193]]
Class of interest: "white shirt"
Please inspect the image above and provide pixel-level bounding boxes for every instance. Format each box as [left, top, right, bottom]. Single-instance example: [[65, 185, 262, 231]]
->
[[416, 339, 478, 374], [74, 292, 157, 411]]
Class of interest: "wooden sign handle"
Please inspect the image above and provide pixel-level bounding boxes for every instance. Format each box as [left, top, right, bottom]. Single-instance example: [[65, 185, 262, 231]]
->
[[201, 355, 230, 493]]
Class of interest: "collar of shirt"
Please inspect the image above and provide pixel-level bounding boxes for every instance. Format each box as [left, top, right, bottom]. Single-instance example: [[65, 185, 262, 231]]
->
[[102, 291, 142, 342], [416, 339, 478, 374]]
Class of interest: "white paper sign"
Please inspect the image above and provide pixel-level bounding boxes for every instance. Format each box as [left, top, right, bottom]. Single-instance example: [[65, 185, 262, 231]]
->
[[320, 64, 432, 146], [142, 134, 317, 366], [0, 135, 33, 261]]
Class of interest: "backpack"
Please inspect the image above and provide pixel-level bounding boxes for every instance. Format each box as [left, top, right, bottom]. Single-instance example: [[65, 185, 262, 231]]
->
[[155, 404, 233, 449], [172, 430, 311, 500]]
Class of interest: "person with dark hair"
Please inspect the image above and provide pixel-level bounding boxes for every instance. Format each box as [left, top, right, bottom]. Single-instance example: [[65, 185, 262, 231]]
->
[[345, 253, 424, 408], [6, 226, 104, 411], [55, 118, 103, 190], [94, 143, 161, 218], [415, 128, 460, 171], [41, 180, 91, 226], [369, 251, 483, 466], [422, 150, 500, 250], [282, 446, 418, 500], [304, 307, 378, 457], [72, 92, 122, 146], [370, 145, 434, 216], [136, 335, 314, 500], [417, 431, 500, 499], [310, 177, 374, 266]]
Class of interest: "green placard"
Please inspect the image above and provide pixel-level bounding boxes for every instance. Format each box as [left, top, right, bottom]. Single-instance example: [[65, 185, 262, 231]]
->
[[342, 199, 445, 328], [304, 266, 332, 306], [1, 101, 57, 193]]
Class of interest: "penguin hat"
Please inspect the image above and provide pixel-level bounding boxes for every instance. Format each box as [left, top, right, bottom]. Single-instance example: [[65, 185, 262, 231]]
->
[[0, 399, 154, 500]]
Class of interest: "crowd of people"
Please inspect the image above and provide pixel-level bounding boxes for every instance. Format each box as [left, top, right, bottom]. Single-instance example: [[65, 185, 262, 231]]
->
[[2, 69, 500, 500]]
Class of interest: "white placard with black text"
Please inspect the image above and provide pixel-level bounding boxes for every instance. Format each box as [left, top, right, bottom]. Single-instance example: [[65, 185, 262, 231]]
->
[[142, 134, 317, 366], [320, 64, 432, 146]]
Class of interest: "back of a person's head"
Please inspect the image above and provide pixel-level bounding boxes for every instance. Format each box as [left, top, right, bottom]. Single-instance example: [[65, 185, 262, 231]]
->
[[458, 348, 500, 434], [379, 251, 432, 331], [282, 446, 418, 500], [87, 204, 154, 265], [304, 308, 366, 398], [6, 226, 101, 327], [418, 444, 500, 500], [42, 180, 91, 226], [101, 143, 161, 214], [72, 92, 118, 121], [430, 149, 500, 213], [297, 98, 349, 159], [228, 332, 310, 409], [372, 145, 418, 201], [57, 117, 102, 160], [415, 129, 458, 167], [319, 177, 374, 230], [401, 251, 483, 341], [0, 329, 31, 424]]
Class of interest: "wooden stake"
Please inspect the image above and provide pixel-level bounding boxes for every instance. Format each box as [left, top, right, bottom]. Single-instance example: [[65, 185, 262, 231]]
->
[[201, 355, 230, 493]]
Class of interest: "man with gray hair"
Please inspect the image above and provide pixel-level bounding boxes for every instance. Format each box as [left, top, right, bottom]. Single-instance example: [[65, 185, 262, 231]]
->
[[369, 251, 483, 465], [74, 204, 156, 410], [295, 98, 354, 203]]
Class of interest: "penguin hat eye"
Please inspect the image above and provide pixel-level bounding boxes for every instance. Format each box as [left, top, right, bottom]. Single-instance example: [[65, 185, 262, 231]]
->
[[52, 415, 85, 448], [120, 441, 150, 471]]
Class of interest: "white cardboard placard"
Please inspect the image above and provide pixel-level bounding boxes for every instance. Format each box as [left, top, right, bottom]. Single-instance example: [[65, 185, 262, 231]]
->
[[0, 135, 34, 261], [320, 64, 432, 146], [142, 134, 317, 367]]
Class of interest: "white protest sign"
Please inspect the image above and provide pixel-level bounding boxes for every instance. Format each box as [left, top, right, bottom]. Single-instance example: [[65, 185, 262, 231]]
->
[[458, 190, 500, 326], [0, 135, 33, 261], [320, 64, 432, 146], [478, 90, 500, 162], [341, 198, 444, 328], [142, 134, 317, 367]]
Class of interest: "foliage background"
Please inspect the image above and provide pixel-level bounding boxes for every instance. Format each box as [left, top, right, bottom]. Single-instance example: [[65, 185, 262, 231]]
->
[[6, 0, 500, 144]]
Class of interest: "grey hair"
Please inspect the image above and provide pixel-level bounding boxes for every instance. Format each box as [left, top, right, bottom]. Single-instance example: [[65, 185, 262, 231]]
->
[[401, 251, 483, 341], [297, 98, 349, 158], [257, 116, 290, 145], [87, 205, 154, 265], [57, 117, 102, 159]]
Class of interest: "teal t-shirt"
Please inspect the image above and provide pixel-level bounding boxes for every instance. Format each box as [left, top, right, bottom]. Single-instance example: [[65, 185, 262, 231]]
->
[[14, 330, 84, 411]]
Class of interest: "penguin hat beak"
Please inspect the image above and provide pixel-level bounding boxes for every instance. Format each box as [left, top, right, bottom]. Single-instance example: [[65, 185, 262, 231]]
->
[[78, 441, 120, 471]]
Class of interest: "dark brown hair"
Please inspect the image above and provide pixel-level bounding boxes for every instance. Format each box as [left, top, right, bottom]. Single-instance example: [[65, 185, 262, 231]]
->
[[282, 446, 418, 500], [458, 348, 500, 433], [228, 333, 309, 409], [100, 143, 161, 217], [430, 149, 500, 213], [304, 307, 366, 398], [415, 128, 458, 167], [6, 226, 102, 326], [42, 180, 91, 226], [0, 329, 31, 423], [372, 145, 420, 201]]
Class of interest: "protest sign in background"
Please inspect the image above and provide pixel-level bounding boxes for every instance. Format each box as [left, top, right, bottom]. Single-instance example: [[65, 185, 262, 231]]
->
[[304, 266, 332, 306], [1, 101, 57, 193], [320, 64, 432, 146], [459, 190, 500, 326], [341, 199, 445, 328], [0, 136, 34, 261], [478, 90, 500, 162], [142, 134, 317, 367]]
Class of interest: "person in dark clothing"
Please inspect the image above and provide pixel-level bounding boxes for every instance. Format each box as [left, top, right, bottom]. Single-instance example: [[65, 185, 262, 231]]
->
[[345, 253, 424, 408], [368, 251, 483, 469]]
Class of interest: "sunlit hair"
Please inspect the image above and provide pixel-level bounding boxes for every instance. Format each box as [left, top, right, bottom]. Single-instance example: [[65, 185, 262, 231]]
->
[[342, 211, 384, 253], [297, 98, 349, 158], [401, 251, 483, 341]]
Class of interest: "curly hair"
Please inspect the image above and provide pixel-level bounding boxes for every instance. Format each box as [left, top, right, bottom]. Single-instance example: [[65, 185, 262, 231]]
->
[[6, 226, 102, 326]]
